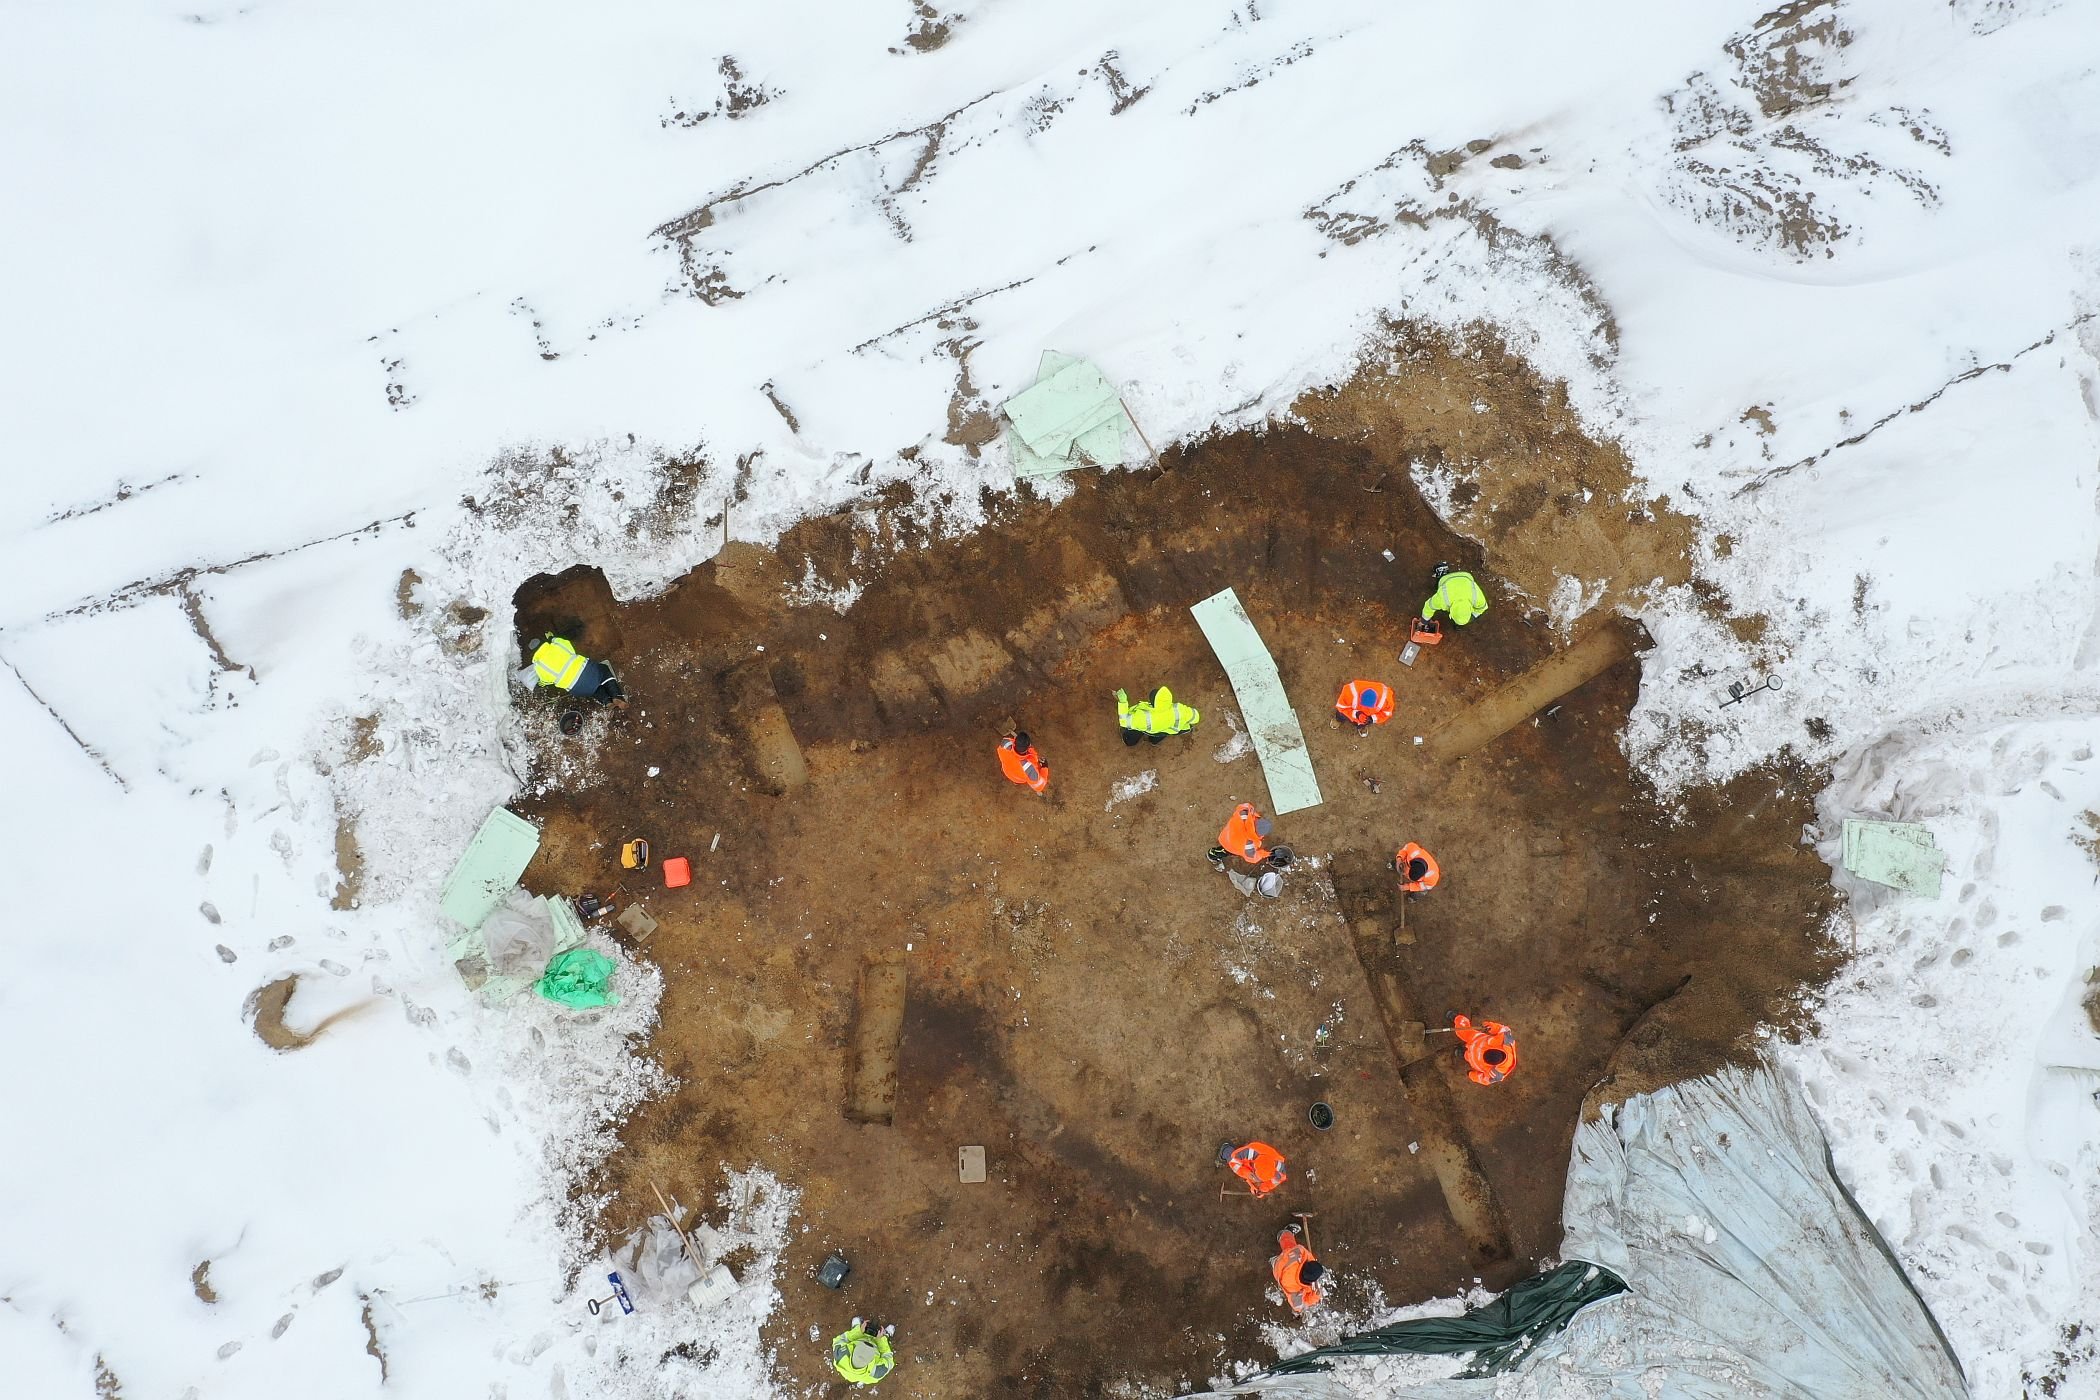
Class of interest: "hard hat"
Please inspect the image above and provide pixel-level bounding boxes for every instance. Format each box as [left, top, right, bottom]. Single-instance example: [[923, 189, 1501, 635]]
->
[[1254, 817, 1273, 836]]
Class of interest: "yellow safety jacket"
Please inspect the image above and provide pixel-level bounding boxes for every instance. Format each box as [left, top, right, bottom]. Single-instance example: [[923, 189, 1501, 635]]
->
[[532, 636, 590, 690], [831, 1326, 896, 1385], [1117, 685, 1200, 735], [1422, 572, 1488, 626]]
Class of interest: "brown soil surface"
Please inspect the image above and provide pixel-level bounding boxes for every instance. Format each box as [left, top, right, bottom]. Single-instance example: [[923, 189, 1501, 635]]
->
[[244, 975, 371, 1052], [510, 346, 1839, 1397], [1293, 323, 1705, 620]]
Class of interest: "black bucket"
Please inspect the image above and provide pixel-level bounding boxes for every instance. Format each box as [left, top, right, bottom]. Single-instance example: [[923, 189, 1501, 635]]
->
[[1267, 845, 1294, 870], [1308, 1102, 1335, 1132]]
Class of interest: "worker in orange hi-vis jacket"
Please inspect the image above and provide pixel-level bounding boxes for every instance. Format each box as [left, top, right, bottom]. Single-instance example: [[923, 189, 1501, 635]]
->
[[1451, 1013, 1518, 1086], [1218, 802, 1274, 865], [1335, 678, 1396, 729], [1270, 1224, 1326, 1315], [996, 732, 1050, 794], [1223, 1140, 1288, 1198], [1394, 842, 1441, 895]]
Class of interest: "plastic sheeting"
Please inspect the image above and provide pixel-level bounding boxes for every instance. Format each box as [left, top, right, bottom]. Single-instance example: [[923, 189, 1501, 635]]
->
[[438, 806, 540, 928], [1003, 350, 1131, 477], [537, 947, 618, 1008], [481, 889, 558, 979], [1841, 818, 1944, 897], [449, 890, 595, 1005], [1190, 587, 1323, 815], [1266, 1261, 1626, 1380], [1188, 1065, 1967, 1400]]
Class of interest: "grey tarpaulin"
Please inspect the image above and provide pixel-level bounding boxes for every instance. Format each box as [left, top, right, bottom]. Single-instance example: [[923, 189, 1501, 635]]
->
[[1185, 1065, 1967, 1399]]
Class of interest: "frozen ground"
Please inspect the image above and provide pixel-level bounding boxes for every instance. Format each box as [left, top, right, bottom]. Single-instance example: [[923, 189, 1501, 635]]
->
[[4, 0, 2100, 1394]]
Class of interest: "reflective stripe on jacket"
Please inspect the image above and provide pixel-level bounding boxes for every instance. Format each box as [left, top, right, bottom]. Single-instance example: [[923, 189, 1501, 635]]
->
[[1422, 572, 1488, 625], [532, 637, 590, 690], [1395, 842, 1441, 892], [1272, 1230, 1324, 1313], [1229, 1141, 1287, 1195], [998, 738, 1050, 793], [1119, 686, 1200, 734], [831, 1327, 896, 1384], [1454, 1015, 1517, 1085], [1219, 803, 1270, 863], [1336, 679, 1395, 725]]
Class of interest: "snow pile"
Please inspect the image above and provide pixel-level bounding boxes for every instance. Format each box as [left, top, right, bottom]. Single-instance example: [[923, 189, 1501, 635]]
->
[[1105, 769, 1159, 810], [1776, 718, 2100, 1396]]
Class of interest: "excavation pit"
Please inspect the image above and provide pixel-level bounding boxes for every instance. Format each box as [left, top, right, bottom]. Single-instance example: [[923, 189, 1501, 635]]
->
[[510, 359, 1839, 1396]]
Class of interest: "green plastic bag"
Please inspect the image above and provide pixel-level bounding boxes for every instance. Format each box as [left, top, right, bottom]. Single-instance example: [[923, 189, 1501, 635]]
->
[[536, 948, 618, 1009]]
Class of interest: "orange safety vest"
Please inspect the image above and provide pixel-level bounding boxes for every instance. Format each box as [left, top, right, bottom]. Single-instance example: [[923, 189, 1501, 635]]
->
[[1219, 803, 1271, 863], [1271, 1230, 1324, 1314], [1395, 842, 1441, 893], [1335, 679, 1395, 726], [1228, 1141, 1287, 1197], [1453, 1015, 1517, 1085], [997, 737, 1049, 794]]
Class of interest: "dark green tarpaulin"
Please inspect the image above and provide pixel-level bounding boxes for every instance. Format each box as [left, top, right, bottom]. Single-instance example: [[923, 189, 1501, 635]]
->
[[1266, 1260, 1626, 1379]]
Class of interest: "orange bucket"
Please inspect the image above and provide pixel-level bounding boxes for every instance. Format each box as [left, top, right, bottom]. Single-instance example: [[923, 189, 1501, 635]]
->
[[662, 857, 691, 889]]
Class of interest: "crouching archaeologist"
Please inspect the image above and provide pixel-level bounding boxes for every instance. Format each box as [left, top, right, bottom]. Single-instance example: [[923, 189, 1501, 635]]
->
[[516, 633, 628, 709], [1116, 685, 1201, 745]]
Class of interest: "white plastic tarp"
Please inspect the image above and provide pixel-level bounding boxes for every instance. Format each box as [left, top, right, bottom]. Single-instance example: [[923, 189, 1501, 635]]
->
[[1189, 1065, 1966, 1399]]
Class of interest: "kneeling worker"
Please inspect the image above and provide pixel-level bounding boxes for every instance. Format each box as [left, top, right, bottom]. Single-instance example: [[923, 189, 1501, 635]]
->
[[1218, 802, 1275, 867], [1116, 685, 1201, 745], [1223, 1139, 1288, 1198], [1451, 1013, 1518, 1086], [831, 1318, 897, 1386], [518, 634, 627, 708], [1422, 564, 1489, 628], [997, 732, 1050, 795], [1270, 1223, 1325, 1315], [1336, 678, 1395, 728]]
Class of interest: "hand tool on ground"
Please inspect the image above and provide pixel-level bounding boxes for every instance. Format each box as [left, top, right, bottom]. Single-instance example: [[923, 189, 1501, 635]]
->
[[585, 1271, 635, 1316], [1293, 1211, 1316, 1254], [649, 1179, 708, 1273]]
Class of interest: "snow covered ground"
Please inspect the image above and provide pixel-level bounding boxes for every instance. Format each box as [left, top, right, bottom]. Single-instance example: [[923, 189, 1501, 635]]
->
[[5, 0, 2100, 1394]]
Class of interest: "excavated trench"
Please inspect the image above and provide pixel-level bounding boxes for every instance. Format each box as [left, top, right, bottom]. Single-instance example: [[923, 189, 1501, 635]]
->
[[508, 337, 1840, 1398]]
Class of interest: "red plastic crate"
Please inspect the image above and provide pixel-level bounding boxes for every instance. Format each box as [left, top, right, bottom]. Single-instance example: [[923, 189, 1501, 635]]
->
[[662, 856, 692, 889]]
